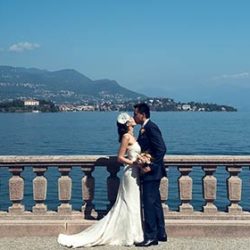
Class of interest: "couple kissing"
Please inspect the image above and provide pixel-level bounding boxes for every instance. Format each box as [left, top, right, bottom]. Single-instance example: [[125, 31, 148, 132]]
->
[[58, 103, 167, 248]]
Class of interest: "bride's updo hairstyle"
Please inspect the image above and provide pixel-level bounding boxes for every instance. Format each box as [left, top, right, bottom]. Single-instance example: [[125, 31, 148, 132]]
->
[[117, 112, 131, 142]]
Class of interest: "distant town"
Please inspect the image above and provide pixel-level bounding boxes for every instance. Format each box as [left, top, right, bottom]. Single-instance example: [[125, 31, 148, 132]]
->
[[0, 66, 239, 113], [0, 98, 237, 113]]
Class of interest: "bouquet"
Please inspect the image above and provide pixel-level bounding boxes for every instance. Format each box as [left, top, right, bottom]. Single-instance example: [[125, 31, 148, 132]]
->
[[137, 152, 153, 168]]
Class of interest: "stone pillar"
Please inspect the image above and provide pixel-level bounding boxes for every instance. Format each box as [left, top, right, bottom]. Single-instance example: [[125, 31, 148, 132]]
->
[[178, 166, 193, 213], [58, 166, 72, 214], [81, 164, 95, 218], [160, 166, 169, 214], [106, 163, 120, 210], [32, 166, 48, 214], [202, 166, 217, 213], [226, 166, 242, 213], [8, 166, 25, 214]]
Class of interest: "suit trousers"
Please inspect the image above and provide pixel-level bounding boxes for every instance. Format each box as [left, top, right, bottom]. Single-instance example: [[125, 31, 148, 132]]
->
[[142, 180, 166, 240]]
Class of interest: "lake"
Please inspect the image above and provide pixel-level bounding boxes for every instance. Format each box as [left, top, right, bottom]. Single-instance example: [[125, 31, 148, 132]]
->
[[0, 111, 250, 211]]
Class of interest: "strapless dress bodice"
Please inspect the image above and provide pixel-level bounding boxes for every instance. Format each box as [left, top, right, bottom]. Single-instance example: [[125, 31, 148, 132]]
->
[[127, 142, 141, 162]]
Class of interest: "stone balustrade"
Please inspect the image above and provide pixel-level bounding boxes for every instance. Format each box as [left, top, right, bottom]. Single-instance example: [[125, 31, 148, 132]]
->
[[0, 155, 250, 219], [1, 155, 250, 237]]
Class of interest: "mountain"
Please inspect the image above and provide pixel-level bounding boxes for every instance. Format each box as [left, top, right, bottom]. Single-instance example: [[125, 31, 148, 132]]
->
[[0, 66, 146, 103]]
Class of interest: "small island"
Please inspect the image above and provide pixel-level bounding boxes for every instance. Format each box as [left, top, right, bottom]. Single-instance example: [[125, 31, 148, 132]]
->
[[0, 98, 237, 113]]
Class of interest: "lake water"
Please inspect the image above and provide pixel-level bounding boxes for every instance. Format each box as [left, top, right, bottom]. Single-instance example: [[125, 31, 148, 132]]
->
[[0, 112, 250, 212]]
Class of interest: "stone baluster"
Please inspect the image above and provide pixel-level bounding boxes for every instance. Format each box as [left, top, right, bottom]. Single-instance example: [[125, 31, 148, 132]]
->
[[178, 166, 193, 213], [202, 166, 217, 213], [8, 166, 25, 214], [160, 166, 169, 214], [81, 164, 95, 218], [58, 166, 72, 214], [106, 163, 120, 210], [226, 166, 242, 213], [32, 166, 48, 214]]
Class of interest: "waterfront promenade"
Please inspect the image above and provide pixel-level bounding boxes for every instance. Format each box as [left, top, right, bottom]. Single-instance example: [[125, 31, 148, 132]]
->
[[1, 154, 250, 247], [1, 236, 250, 250]]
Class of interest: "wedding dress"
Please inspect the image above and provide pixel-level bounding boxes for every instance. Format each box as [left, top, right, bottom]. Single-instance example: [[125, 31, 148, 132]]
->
[[58, 142, 144, 248]]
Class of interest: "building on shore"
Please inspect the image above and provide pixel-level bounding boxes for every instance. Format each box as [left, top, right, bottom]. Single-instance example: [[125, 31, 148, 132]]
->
[[24, 99, 40, 106]]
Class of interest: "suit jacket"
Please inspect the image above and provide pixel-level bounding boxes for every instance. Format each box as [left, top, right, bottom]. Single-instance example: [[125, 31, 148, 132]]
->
[[137, 120, 167, 181]]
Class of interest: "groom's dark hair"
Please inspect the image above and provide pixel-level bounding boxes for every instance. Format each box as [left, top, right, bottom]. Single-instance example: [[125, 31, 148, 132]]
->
[[134, 103, 150, 118]]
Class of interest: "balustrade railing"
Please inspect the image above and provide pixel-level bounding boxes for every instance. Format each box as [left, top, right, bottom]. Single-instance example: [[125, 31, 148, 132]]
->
[[0, 155, 250, 219]]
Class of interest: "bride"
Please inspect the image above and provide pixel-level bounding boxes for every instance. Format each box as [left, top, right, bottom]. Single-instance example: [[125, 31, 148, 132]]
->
[[58, 113, 144, 247]]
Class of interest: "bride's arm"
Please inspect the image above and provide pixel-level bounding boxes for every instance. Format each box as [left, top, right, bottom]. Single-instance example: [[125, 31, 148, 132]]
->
[[117, 134, 134, 166]]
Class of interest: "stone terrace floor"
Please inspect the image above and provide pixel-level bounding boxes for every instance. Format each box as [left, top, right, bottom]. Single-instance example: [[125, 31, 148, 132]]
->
[[1, 237, 250, 250]]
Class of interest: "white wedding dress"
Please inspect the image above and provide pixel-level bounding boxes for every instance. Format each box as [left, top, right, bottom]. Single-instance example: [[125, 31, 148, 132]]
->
[[58, 142, 144, 248]]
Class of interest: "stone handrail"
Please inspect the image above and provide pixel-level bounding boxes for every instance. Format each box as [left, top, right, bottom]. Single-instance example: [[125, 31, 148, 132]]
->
[[1, 155, 250, 166], [0, 155, 250, 218]]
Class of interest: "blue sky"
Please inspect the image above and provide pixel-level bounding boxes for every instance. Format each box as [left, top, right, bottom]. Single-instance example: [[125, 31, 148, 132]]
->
[[0, 0, 250, 109]]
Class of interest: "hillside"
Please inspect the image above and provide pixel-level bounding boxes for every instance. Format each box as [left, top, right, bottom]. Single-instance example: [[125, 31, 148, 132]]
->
[[0, 66, 146, 103]]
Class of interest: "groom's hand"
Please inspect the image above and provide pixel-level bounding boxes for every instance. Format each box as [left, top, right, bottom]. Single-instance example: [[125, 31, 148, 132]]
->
[[134, 158, 152, 173], [133, 159, 141, 167], [140, 165, 151, 173]]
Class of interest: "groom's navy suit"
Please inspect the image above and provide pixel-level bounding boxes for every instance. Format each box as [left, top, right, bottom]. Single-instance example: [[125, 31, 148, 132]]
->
[[137, 119, 167, 240]]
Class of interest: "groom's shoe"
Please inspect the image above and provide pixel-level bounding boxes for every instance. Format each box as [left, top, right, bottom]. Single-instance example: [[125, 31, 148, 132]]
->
[[158, 234, 167, 242], [134, 239, 158, 247]]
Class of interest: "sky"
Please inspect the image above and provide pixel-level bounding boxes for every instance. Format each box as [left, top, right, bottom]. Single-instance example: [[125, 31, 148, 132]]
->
[[0, 0, 250, 110]]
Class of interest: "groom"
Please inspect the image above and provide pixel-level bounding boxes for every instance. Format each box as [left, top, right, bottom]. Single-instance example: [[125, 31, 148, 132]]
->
[[133, 103, 167, 247]]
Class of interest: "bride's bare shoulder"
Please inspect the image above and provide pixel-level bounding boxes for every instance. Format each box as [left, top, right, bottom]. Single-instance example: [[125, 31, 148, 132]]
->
[[122, 133, 132, 138], [122, 133, 132, 140], [122, 133, 136, 143], [122, 133, 137, 146]]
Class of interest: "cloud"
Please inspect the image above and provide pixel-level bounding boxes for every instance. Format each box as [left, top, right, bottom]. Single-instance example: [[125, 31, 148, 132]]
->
[[9, 42, 40, 52], [212, 72, 249, 81]]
